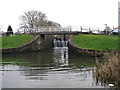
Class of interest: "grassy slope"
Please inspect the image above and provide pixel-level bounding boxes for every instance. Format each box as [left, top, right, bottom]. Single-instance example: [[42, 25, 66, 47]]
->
[[73, 34, 118, 50], [1, 34, 34, 49]]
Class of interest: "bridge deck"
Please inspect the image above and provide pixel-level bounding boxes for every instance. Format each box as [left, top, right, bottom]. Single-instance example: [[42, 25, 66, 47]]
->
[[32, 31, 82, 35]]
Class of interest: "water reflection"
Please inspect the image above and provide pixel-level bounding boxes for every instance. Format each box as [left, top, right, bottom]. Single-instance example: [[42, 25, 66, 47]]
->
[[53, 47, 68, 67], [1, 48, 115, 88]]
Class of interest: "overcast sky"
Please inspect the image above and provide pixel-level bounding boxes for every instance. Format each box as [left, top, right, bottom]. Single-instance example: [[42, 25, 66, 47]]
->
[[0, 0, 119, 32]]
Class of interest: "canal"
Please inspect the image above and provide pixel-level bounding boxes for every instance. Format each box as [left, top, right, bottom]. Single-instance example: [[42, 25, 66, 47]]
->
[[1, 46, 116, 88], [0, 34, 117, 88]]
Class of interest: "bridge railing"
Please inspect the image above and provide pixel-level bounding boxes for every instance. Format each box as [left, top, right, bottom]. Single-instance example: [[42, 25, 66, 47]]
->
[[80, 26, 119, 34], [79, 26, 104, 34], [31, 26, 72, 33], [28, 26, 118, 35]]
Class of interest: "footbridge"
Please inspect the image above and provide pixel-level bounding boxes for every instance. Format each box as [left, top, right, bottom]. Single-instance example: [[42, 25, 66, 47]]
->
[[30, 27, 81, 35], [32, 31, 81, 35], [29, 25, 119, 35]]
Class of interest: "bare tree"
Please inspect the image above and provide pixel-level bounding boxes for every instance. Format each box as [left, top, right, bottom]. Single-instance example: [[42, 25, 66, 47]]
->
[[20, 10, 62, 33], [20, 10, 47, 33]]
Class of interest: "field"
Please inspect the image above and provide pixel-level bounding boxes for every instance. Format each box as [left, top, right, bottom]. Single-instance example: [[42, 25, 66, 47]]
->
[[1, 34, 34, 49], [73, 34, 118, 50]]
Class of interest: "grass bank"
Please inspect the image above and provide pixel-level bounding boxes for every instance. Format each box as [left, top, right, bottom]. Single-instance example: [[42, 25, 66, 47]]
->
[[1, 34, 34, 49], [73, 34, 118, 50]]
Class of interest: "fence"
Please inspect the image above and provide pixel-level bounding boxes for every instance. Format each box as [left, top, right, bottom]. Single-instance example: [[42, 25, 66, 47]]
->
[[18, 25, 119, 35]]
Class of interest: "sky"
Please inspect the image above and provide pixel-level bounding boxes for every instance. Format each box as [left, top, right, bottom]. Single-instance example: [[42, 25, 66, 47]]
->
[[0, 0, 119, 32]]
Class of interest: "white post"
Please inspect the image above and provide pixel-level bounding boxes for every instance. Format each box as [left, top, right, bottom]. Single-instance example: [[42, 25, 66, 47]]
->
[[98, 28, 99, 34], [80, 26, 82, 32]]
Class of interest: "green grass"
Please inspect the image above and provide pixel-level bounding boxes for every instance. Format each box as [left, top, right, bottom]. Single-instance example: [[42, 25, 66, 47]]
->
[[1, 34, 34, 49], [73, 34, 118, 50]]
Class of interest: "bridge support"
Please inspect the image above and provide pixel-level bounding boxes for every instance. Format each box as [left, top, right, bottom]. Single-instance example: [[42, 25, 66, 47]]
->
[[40, 34, 45, 42], [63, 34, 66, 40], [36, 34, 45, 49]]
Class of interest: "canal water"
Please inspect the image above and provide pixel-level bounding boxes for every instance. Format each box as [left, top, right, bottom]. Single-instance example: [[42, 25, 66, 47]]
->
[[1, 46, 115, 88]]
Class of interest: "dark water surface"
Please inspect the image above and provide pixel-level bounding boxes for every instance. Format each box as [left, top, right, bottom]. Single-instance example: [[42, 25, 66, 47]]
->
[[1, 47, 115, 88]]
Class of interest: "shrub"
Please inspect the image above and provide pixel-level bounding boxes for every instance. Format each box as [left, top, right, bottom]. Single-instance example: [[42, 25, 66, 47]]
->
[[112, 32, 118, 35], [95, 52, 119, 86]]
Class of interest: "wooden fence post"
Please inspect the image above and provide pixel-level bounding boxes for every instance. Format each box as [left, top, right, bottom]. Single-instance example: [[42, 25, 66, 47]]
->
[[80, 26, 82, 32], [113, 27, 114, 30], [89, 27, 91, 34]]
